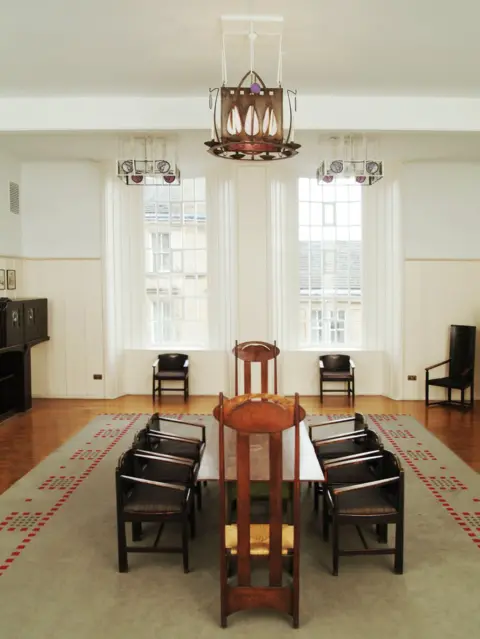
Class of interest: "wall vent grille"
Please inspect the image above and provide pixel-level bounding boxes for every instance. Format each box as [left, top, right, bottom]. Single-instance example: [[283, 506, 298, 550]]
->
[[9, 182, 19, 215]]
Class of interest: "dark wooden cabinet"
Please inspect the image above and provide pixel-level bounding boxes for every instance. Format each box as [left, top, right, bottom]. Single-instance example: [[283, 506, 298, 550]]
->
[[0, 298, 49, 422]]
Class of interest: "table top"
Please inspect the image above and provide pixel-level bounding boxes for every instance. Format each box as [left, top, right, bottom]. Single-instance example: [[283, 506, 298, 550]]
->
[[197, 419, 324, 482]]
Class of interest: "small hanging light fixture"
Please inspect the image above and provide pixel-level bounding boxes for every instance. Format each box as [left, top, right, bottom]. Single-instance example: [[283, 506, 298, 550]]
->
[[205, 17, 300, 161], [116, 136, 181, 186], [316, 135, 383, 185]]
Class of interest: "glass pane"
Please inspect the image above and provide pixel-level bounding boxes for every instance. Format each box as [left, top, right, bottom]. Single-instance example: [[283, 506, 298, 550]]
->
[[170, 229, 183, 249], [195, 249, 207, 273], [299, 202, 310, 226], [195, 177, 206, 201], [336, 203, 349, 225], [183, 202, 195, 223], [310, 180, 323, 202], [322, 185, 336, 203], [299, 226, 310, 241], [172, 251, 182, 272], [349, 202, 361, 225], [183, 250, 197, 272], [195, 201, 206, 222], [171, 276, 183, 294], [336, 184, 350, 202], [350, 226, 361, 241], [171, 202, 182, 224], [172, 298, 184, 319], [348, 184, 362, 202], [183, 227, 196, 249], [298, 178, 310, 201], [195, 228, 207, 249], [323, 227, 336, 241], [169, 185, 182, 201], [311, 202, 322, 225], [311, 227, 323, 241], [153, 185, 171, 202], [182, 179, 195, 201], [184, 298, 198, 319], [336, 227, 349, 241], [197, 297, 208, 320], [183, 277, 196, 296], [324, 204, 335, 225]]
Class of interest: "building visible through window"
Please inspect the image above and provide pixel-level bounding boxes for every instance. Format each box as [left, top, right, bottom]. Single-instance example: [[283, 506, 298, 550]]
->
[[144, 177, 208, 346], [298, 177, 362, 347]]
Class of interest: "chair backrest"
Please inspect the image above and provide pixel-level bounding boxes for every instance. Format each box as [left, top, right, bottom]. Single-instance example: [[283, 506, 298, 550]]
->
[[448, 325, 476, 380], [379, 450, 404, 508], [233, 340, 280, 395], [320, 354, 350, 372], [158, 353, 188, 371], [215, 392, 303, 590]]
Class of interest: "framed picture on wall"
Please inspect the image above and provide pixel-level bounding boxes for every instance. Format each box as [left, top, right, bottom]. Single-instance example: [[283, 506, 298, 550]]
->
[[0, 269, 5, 290], [6, 269, 16, 290]]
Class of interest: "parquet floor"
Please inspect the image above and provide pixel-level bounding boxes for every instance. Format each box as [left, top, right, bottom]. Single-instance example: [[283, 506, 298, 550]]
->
[[0, 394, 479, 494]]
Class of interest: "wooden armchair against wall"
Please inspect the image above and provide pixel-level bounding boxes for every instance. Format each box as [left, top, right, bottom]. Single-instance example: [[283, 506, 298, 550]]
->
[[233, 339, 280, 395], [425, 324, 476, 410]]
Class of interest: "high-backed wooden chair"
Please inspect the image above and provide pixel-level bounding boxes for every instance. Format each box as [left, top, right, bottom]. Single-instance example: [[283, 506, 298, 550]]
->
[[214, 393, 303, 628], [231, 340, 289, 513], [233, 340, 279, 395]]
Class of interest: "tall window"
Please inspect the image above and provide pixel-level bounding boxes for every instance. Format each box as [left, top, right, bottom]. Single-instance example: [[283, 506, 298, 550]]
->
[[298, 177, 362, 347], [144, 177, 208, 347]]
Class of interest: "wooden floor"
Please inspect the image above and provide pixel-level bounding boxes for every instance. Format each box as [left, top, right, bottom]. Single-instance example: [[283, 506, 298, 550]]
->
[[0, 394, 479, 494]]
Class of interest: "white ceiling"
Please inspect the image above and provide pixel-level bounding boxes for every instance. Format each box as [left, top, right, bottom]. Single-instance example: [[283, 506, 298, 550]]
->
[[1, 0, 480, 98]]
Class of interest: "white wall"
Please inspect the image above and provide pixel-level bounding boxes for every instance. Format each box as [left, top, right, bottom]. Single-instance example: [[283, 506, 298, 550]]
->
[[0, 147, 22, 295], [12, 133, 480, 401], [21, 161, 105, 398], [402, 162, 480, 400]]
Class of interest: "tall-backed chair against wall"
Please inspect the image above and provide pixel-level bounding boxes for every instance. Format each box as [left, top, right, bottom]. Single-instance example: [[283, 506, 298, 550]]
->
[[214, 393, 303, 628], [152, 353, 189, 402], [425, 324, 476, 410], [233, 340, 279, 395], [319, 354, 355, 403]]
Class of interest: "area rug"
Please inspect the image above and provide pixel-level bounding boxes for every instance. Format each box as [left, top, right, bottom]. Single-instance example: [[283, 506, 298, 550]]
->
[[0, 413, 479, 638]]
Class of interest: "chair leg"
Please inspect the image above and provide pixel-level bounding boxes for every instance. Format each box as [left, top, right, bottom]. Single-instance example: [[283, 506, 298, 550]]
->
[[425, 376, 429, 406], [190, 499, 196, 539], [352, 377, 355, 402], [196, 482, 202, 511], [471, 384, 475, 409], [448, 388, 452, 404], [132, 522, 142, 542], [461, 389, 465, 408], [184, 378, 189, 402], [332, 515, 339, 576], [394, 515, 404, 574], [322, 490, 329, 542], [117, 518, 128, 573], [152, 376, 155, 403], [320, 378, 323, 403], [182, 517, 190, 574]]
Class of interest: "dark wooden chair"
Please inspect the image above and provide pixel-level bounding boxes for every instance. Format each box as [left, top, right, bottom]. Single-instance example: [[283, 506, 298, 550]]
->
[[319, 354, 355, 403], [116, 448, 195, 574], [146, 413, 206, 506], [322, 450, 404, 576], [214, 393, 303, 628], [152, 353, 189, 402], [230, 340, 290, 514], [425, 324, 476, 410], [132, 426, 203, 511]]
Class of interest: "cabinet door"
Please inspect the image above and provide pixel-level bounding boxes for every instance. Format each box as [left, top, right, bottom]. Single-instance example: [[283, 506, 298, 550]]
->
[[24, 299, 48, 343], [6, 301, 24, 347]]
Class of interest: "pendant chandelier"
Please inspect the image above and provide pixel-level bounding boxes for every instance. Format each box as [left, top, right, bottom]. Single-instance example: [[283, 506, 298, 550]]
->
[[205, 16, 300, 161], [116, 136, 181, 186], [316, 135, 383, 186]]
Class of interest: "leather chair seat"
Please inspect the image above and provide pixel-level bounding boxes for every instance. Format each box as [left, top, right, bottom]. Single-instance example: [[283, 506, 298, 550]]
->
[[154, 370, 187, 379]]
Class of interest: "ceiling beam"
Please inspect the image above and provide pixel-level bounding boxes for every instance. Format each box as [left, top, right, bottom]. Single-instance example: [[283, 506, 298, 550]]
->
[[1, 95, 480, 133]]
